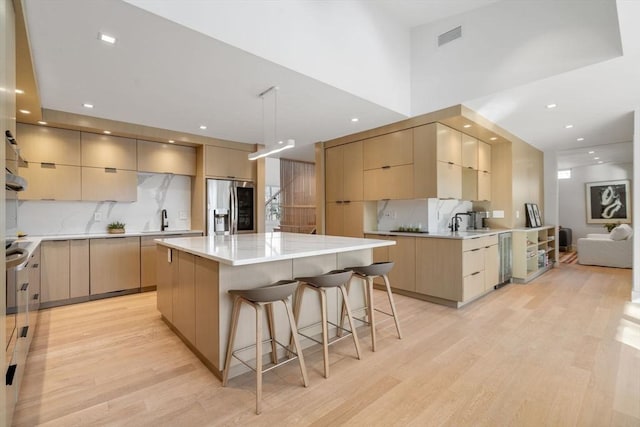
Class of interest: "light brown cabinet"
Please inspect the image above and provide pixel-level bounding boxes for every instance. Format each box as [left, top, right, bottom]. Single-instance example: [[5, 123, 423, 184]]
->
[[174, 251, 196, 343], [137, 140, 196, 176], [81, 133, 137, 170], [362, 130, 413, 170], [17, 123, 81, 165], [435, 124, 462, 164], [40, 240, 89, 304], [19, 162, 81, 200], [478, 141, 491, 173], [461, 134, 478, 169], [363, 164, 414, 200], [81, 167, 137, 202], [205, 145, 254, 180], [477, 170, 491, 201], [366, 234, 415, 292], [484, 242, 499, 290], [89, 237, 141, 295], [141, 233, 202, 288], [325, 141, 363, 203], [156, 245, 178, 321], [326, 201, 363, 238], [436, 161, 462, 199]]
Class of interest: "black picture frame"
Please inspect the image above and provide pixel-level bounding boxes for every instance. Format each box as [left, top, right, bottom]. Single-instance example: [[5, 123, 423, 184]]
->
[[531, 204, 542, 227], [525, 203, 536, 227]]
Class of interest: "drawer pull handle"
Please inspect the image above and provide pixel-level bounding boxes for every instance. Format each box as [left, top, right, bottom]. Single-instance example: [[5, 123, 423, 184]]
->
[[471, 271, 481, 276], [20, 282, 29, 291], [382, 165, 391, 169], [41, 162, 56, 168], [20, 326, 29, 338], [470, 248, 481, 252], [6, 364, 17, 385], [105, 167, 117, 173]]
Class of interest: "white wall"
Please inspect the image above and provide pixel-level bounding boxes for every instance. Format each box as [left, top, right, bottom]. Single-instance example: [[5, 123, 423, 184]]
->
[[124, 0, 411, 115], [633, 108, 639, 302], [558, 162, 633, 244], [18, 173, 191, 235], [411, 0, 622, 114]]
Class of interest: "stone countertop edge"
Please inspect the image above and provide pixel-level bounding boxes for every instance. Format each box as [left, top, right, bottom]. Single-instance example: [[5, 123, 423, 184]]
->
[[27, 230, 203, 241], [155, 234, 396, 267], [365, 229, 511, 239]]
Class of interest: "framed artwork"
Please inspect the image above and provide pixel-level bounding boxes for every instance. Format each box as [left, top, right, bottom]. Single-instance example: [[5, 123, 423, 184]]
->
[[525, 203, 536, 227], [585, 179, 632, 224], [531, 204, 542, 227]]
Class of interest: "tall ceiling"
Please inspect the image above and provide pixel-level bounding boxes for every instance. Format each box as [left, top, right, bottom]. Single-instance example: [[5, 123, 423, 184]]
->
[[19, 0, 639, 166]]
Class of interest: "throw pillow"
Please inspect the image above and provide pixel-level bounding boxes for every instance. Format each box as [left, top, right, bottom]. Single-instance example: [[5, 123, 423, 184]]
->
[[610, 224, 632, 241]]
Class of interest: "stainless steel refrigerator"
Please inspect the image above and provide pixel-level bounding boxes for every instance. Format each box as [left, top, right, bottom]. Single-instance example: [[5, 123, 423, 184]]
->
[[206, 179, 255, 235]]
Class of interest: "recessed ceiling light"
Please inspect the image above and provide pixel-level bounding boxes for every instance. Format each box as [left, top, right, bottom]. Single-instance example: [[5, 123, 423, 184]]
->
[[83, 103, 94, 109], [351, 118, 359, 122], [490, 137, 498, 141], [565, 124, 573, 129], [199, 125, 207, 130], [99, 33, 116, 44], [15, 89, 24, 94], [598, 161, 603, 164], [576, 137, 584, 141], [588, 150, 595, 154], [168, 139, 175, 143], [103, 130, 111, 134], [546, 103, 557, 109], [463, 124, 472, 128], [594, 157, 600, 160], [37, 121, 47, 125], [19, 109, 30, 114]]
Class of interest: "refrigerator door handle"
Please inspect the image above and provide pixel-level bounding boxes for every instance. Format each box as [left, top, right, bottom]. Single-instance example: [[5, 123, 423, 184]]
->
[[231, 181, 238, 234]]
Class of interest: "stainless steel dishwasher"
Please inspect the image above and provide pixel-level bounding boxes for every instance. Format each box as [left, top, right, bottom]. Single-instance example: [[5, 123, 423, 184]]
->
[[497, 232, 512, 288]]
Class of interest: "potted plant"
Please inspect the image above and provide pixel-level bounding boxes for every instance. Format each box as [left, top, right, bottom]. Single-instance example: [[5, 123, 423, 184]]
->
[[603, 222, 619, 232], [107, 221, 126, 234]]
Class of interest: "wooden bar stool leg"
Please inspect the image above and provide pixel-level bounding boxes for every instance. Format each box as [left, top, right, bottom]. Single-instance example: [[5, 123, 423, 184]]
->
[[366, 277, 376, 351], [319, 288, 330, 378], [339, 284, 362, 360], [283, 299, 309, 387], [383, 274, 402, 339], [265, 303, 278, 364], [222, 296, 242, 386], [289, 285, 305, 353], [255, 303, 263, 415], [337, 279, 353, 338]]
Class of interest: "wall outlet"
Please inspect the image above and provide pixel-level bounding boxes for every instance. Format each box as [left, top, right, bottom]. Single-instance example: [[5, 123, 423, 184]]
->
[[179, 211, 187, 220], [94, 212, 102, 221], [515, 210, 520, 219], [492, 210, 505, 219]]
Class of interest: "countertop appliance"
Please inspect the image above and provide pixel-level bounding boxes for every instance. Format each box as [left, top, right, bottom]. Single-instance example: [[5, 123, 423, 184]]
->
[[206, 179, 255, 235], [497, 232, 512, 288], [469, 211, 489, 230]]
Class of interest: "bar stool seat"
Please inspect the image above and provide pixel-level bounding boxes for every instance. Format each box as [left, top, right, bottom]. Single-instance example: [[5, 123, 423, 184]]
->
[[344, 261, 402, 351], [292, 269, 362, 378], [222, 280, 309, 415]]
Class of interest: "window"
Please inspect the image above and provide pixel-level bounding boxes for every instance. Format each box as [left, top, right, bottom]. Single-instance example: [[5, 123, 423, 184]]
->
[[558, 169, 571, 179]]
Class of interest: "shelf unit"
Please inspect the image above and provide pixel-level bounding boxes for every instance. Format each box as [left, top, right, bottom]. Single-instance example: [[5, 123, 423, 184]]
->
[[512, 225, 557, 283]]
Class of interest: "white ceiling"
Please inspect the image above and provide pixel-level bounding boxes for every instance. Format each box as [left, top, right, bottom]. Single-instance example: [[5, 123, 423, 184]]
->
[[21, 0, 638, 167]]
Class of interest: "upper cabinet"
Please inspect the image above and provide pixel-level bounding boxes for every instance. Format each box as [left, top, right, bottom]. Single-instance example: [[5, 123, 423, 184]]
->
[[17, 123, 81, 165], [413, 123, 462, 199], [137, 140, 196, 176], [81, 133, 137, 170], [478, 141, 492, 173], [435, 125, 462, 165], [363, 130, 413, 170], [461, 134, 478, 169], [362, 130, 413, 200], [19, 162, 81, 200], [326, 141, 363, 202], [205, 145, 254, 181], [81, 167, 137, 202]]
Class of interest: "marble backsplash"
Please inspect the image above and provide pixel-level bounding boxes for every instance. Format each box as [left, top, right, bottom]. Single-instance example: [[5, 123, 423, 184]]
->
[[18, 173, 191, 236], [377, 198, 474, 233]]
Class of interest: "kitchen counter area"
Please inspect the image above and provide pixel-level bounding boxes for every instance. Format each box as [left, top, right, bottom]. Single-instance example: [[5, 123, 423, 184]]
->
[[29, 229, 203, 241], [154, 232, 394, 378], [365, 229, 508, 239]]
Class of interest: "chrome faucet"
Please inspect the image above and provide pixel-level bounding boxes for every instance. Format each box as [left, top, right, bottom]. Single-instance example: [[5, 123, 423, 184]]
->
[[449, 212, 471, 232], [161, 209, 168, 231]]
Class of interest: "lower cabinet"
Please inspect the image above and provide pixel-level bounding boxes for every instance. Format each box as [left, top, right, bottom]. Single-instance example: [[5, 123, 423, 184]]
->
[[367, 235, 416, 292], [41, 240, 89, 304], [90, 237, 141, 294], [326, 201, 364, 238]]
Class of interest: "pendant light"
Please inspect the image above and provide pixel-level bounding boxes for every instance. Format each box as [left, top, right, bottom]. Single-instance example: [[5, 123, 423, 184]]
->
[[248, 86, 295, 161]]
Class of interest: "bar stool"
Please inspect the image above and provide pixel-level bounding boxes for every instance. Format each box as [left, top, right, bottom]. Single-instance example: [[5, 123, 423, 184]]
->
[[222, 280, 309, 415], [292, 269, 362, 378], [343, 262, 402, 351]]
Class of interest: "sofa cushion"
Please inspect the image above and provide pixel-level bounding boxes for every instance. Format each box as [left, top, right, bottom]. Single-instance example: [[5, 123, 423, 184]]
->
[[609, 224, 633, 241]]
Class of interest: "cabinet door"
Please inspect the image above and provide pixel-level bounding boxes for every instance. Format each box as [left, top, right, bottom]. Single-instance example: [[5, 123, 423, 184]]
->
[[388, 236, 415, 292], [342, 141, 363, 201], [462, 168, 478, 201], [484, 244, 499, 290], [195, 256, 219, 366], [436, 124, 461, 165], [141, 245, 156, 288], [17, 123, 81, 165], [157, 246, 178, 321], [205, 145, 253, 180], [19, 162, 81, 200], [363, 164, 414, 200], [477, 171, 491, 202], [137, 140, 196, 176], [325, 146, 344, 203], [90, 237, 141, 294], [70, 240, 89, 298], [463, 272, 484, 302], [174, 251, 196, 342], [28, 246, 41, 311], [342, 201, 363, 238], [81, 167, 137, 202], [363, 129, 413, 170], [81, 132, 137, 170], [437, 161, 462, 199], [461, 134, 478, 169], [325, 202, 343, 236], [40, 241, 70, 303], [415, 238, 462, 301], [478, 141, 491, 173]]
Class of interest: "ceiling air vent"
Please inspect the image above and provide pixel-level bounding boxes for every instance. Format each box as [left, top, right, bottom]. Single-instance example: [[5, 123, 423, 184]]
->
[[438, 26, 462, 47]]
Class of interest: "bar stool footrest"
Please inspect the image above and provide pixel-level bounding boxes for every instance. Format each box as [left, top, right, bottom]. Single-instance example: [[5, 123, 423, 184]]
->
[[231, 338, 302, 375], [297, 320, 354, 346]]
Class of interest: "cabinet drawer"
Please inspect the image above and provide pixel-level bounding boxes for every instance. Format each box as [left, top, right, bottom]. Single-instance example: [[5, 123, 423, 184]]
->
[[463, 271, 484, 302], [463, 248, 484, 276], [363, 164, 414, 200], [81, 132, 137, 170], [463, 235, 498, 251]]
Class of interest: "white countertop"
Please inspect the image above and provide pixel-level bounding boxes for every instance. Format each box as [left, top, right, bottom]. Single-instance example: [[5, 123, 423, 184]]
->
[[155, 232, 396, 266], [365, 229, 510, 239], [26, 230, 203, 241]]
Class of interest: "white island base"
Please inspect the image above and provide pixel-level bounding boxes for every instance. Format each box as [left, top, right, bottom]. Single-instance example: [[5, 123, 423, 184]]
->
[[155, 233, 394, 379]]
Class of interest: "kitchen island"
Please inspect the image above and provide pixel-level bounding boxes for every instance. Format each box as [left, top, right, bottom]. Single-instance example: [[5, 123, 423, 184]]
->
[[154, 232, 394, 379]]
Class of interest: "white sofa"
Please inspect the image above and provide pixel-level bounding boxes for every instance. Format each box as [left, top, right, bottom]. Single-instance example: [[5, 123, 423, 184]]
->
[[577, 225, 633, 268]]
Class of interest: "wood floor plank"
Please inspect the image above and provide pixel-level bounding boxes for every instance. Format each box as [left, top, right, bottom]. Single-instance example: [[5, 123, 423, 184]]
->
[[12, 263, 640, 426]]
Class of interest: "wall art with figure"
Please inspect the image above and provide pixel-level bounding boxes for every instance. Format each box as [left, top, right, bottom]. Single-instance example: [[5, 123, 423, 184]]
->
[[585, 179, 631, 224]]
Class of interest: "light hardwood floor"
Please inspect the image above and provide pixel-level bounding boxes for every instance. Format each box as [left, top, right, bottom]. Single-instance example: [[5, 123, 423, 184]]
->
[[13, 263, 640, 426]]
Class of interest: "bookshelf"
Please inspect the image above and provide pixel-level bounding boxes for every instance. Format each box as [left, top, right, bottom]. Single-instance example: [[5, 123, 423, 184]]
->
[[512, 225, 557, 283]]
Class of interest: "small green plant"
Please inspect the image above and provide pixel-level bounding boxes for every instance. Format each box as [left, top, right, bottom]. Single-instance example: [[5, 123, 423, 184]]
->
[[107, 221, 126, 230], [603, 222, 619, 232]]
